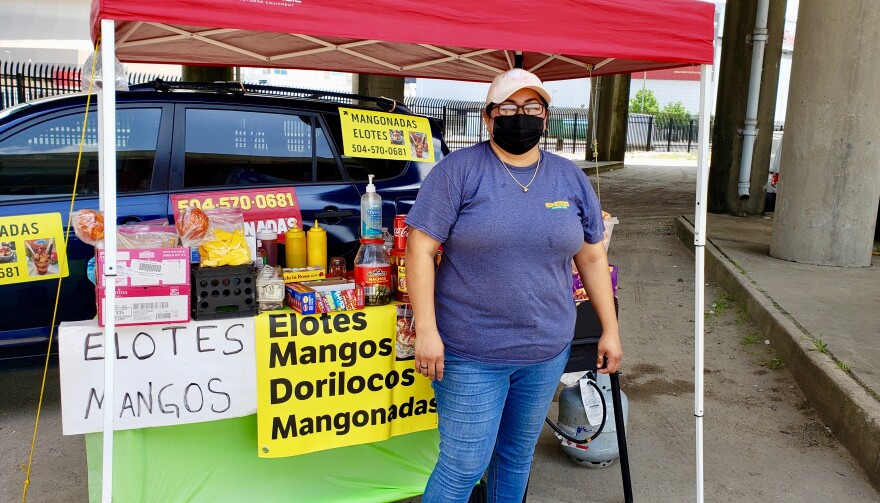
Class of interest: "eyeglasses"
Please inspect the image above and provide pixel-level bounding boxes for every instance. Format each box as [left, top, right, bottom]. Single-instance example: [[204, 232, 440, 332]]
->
[[493, 103, 546, 116]]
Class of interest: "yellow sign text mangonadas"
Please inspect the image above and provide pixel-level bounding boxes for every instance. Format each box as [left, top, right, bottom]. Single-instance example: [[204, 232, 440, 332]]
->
[[255, 305, 437, 458], [338, 108, 435, 162], [0, 213, 68, 286]]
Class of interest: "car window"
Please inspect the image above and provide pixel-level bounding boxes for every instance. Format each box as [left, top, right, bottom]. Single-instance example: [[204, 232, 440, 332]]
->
[[0, 108, 161, 201], [184, 109, 341, 188], [321, 113, 409, 183]]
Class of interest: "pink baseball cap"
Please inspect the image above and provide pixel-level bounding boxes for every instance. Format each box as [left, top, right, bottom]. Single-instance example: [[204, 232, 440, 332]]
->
[[485, 69, 552, 106]]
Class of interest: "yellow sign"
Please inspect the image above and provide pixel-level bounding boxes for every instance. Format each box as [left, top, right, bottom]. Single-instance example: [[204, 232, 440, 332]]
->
[[0, 213, 68, 286], [255, 305, 437, 458], [338, 108, 435, 162]]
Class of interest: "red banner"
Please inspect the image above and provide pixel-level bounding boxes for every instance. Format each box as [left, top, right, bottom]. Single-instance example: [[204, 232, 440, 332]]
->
[[171, 188, 302, 243]]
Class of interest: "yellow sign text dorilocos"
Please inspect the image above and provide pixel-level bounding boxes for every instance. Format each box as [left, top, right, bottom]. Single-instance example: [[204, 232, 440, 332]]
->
[[338, 108, 435, 162], [255, 305, 436, 458], [0, 213, 68, 286]]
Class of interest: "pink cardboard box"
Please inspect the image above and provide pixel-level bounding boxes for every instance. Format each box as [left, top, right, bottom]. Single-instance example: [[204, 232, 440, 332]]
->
[[98, 285, 191, 327], [96, 248, 190, 288]]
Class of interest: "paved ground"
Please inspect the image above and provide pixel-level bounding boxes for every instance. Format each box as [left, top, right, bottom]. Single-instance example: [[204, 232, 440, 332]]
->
[[2, 156, 879, 502]]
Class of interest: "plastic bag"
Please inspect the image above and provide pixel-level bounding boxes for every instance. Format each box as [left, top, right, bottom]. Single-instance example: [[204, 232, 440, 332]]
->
[[71, 209, 105, 246], [256, 266, 285, 311], [198, 209, 251, 267], [176, 207, 211, 247], [118, 224, 179, 249], [81, 50, 129, 91]]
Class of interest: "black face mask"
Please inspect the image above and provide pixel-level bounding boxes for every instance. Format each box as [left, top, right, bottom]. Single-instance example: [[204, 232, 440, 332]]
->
[[491, 114, 545, 155]]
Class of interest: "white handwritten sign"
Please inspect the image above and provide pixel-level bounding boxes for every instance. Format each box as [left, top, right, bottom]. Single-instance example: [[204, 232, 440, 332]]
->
[[59, 318, 256, 435]]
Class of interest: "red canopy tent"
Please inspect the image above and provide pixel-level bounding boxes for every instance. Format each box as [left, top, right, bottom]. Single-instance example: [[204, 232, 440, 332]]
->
[[87, 1, 715, 501], [91, 0, 713, 81]]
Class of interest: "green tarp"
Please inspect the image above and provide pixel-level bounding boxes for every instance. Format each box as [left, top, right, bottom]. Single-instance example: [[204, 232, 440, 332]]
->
[[87, 414, 438, 502]]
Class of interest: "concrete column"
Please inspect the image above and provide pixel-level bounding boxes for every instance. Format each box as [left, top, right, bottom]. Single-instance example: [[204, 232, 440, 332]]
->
[[353, 74, 404, 103], [708, 0, 786, 215], [590, 74, 631, 162], [769, 0, 880, 267]]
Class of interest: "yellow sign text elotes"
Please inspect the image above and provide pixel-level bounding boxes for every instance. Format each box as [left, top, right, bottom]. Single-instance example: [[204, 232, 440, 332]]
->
[[255, 305, 437, 458], [338, 108, 435, 162]]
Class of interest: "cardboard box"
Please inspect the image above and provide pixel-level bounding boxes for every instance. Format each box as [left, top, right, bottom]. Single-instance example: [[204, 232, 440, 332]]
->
[[285, 279, 362, 314], [282, 267, 326, 283], [96, 248, 190, 287], [98, 285, 191, 326]]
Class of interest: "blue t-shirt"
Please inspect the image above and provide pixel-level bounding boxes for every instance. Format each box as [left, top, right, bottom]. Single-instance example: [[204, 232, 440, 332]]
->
[[405, 142, 605, 363]]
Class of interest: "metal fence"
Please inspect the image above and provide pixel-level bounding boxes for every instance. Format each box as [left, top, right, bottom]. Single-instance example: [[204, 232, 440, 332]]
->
[[406, 98, 715, 154], [405, 97, 592, 155], [626, 113, 714, 153], [0, 61, 179, 110], [3, 61, 720, 154]]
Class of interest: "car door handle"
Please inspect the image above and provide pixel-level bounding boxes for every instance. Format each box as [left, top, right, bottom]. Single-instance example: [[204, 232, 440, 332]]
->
[[314, 210, 354, 219]]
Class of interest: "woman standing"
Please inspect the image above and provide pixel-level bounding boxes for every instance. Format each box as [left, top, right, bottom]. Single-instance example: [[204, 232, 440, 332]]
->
[[405, 68, 621, 502]]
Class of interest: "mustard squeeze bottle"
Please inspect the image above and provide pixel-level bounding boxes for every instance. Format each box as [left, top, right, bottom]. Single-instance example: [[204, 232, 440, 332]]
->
[[285, 222, 308, 268], [306, 220, 327, 270]]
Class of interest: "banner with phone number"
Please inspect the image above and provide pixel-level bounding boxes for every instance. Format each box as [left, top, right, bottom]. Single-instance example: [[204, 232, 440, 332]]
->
[[171, 188, 302, 243], [338, 107, 435, 162], [0, 213, 68, 286]]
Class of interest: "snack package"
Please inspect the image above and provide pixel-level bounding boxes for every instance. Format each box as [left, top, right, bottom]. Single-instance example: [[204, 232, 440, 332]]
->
[[197, 209, 251, 267], [176, 207, 211, 247], [71, 209, 105, 246], [117, 223, 179, 249]]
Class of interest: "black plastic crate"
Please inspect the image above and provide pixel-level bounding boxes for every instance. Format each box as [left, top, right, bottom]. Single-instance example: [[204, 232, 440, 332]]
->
[[191, 264, 258, 320]]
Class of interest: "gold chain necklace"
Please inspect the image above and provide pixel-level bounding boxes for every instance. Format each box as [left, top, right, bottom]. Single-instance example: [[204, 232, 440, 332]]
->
[[495, 152, 541, 192]]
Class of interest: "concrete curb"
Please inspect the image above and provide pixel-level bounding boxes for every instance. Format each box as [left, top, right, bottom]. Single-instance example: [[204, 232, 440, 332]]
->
[[673, 216, 880, 491], [572, 160, 624, 174]]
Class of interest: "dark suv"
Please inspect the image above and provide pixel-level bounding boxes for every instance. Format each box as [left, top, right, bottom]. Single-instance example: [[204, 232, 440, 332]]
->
[[0, 81, 448, 356]]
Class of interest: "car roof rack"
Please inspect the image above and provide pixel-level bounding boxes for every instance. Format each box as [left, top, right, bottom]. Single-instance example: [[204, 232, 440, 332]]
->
[[128, 79, 411, 114]]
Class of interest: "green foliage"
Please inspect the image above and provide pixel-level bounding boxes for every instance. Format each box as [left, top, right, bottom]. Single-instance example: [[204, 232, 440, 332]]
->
[[630, 88, 659, 115], [740, 333, 760, 345], [808, 337, 829, 354], [657, 101, 692, 123], [764, 357, 786, 370]]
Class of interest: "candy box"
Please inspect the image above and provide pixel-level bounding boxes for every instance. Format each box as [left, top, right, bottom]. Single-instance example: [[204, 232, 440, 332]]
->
[[285, 279, 362, 314], [282, 266, 326, 283]]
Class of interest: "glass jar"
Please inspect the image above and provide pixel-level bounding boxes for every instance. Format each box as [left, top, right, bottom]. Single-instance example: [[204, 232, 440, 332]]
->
[[354, 238, 392, 306], [390, 248, 408, 302], [328, 256, 347, 278]]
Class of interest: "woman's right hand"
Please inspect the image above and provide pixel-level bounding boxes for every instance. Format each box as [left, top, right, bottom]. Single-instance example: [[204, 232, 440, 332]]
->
[[415, 328, 445, 381]]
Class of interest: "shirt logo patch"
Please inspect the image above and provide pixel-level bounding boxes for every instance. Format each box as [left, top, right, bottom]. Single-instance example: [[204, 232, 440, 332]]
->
[[545, 200, 570, 210]]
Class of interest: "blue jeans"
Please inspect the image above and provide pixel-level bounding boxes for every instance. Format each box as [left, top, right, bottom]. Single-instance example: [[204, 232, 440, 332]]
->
[[422, 345, 571, 503]]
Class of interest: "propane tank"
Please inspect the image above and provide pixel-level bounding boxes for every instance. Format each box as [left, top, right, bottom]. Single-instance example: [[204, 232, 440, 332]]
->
[[555, 372, 629, 467]]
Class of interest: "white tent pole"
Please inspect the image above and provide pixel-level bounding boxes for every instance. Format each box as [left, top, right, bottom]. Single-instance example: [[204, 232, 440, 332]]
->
[[99, 18, 119, 503], [694, 63, 713, 503]]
